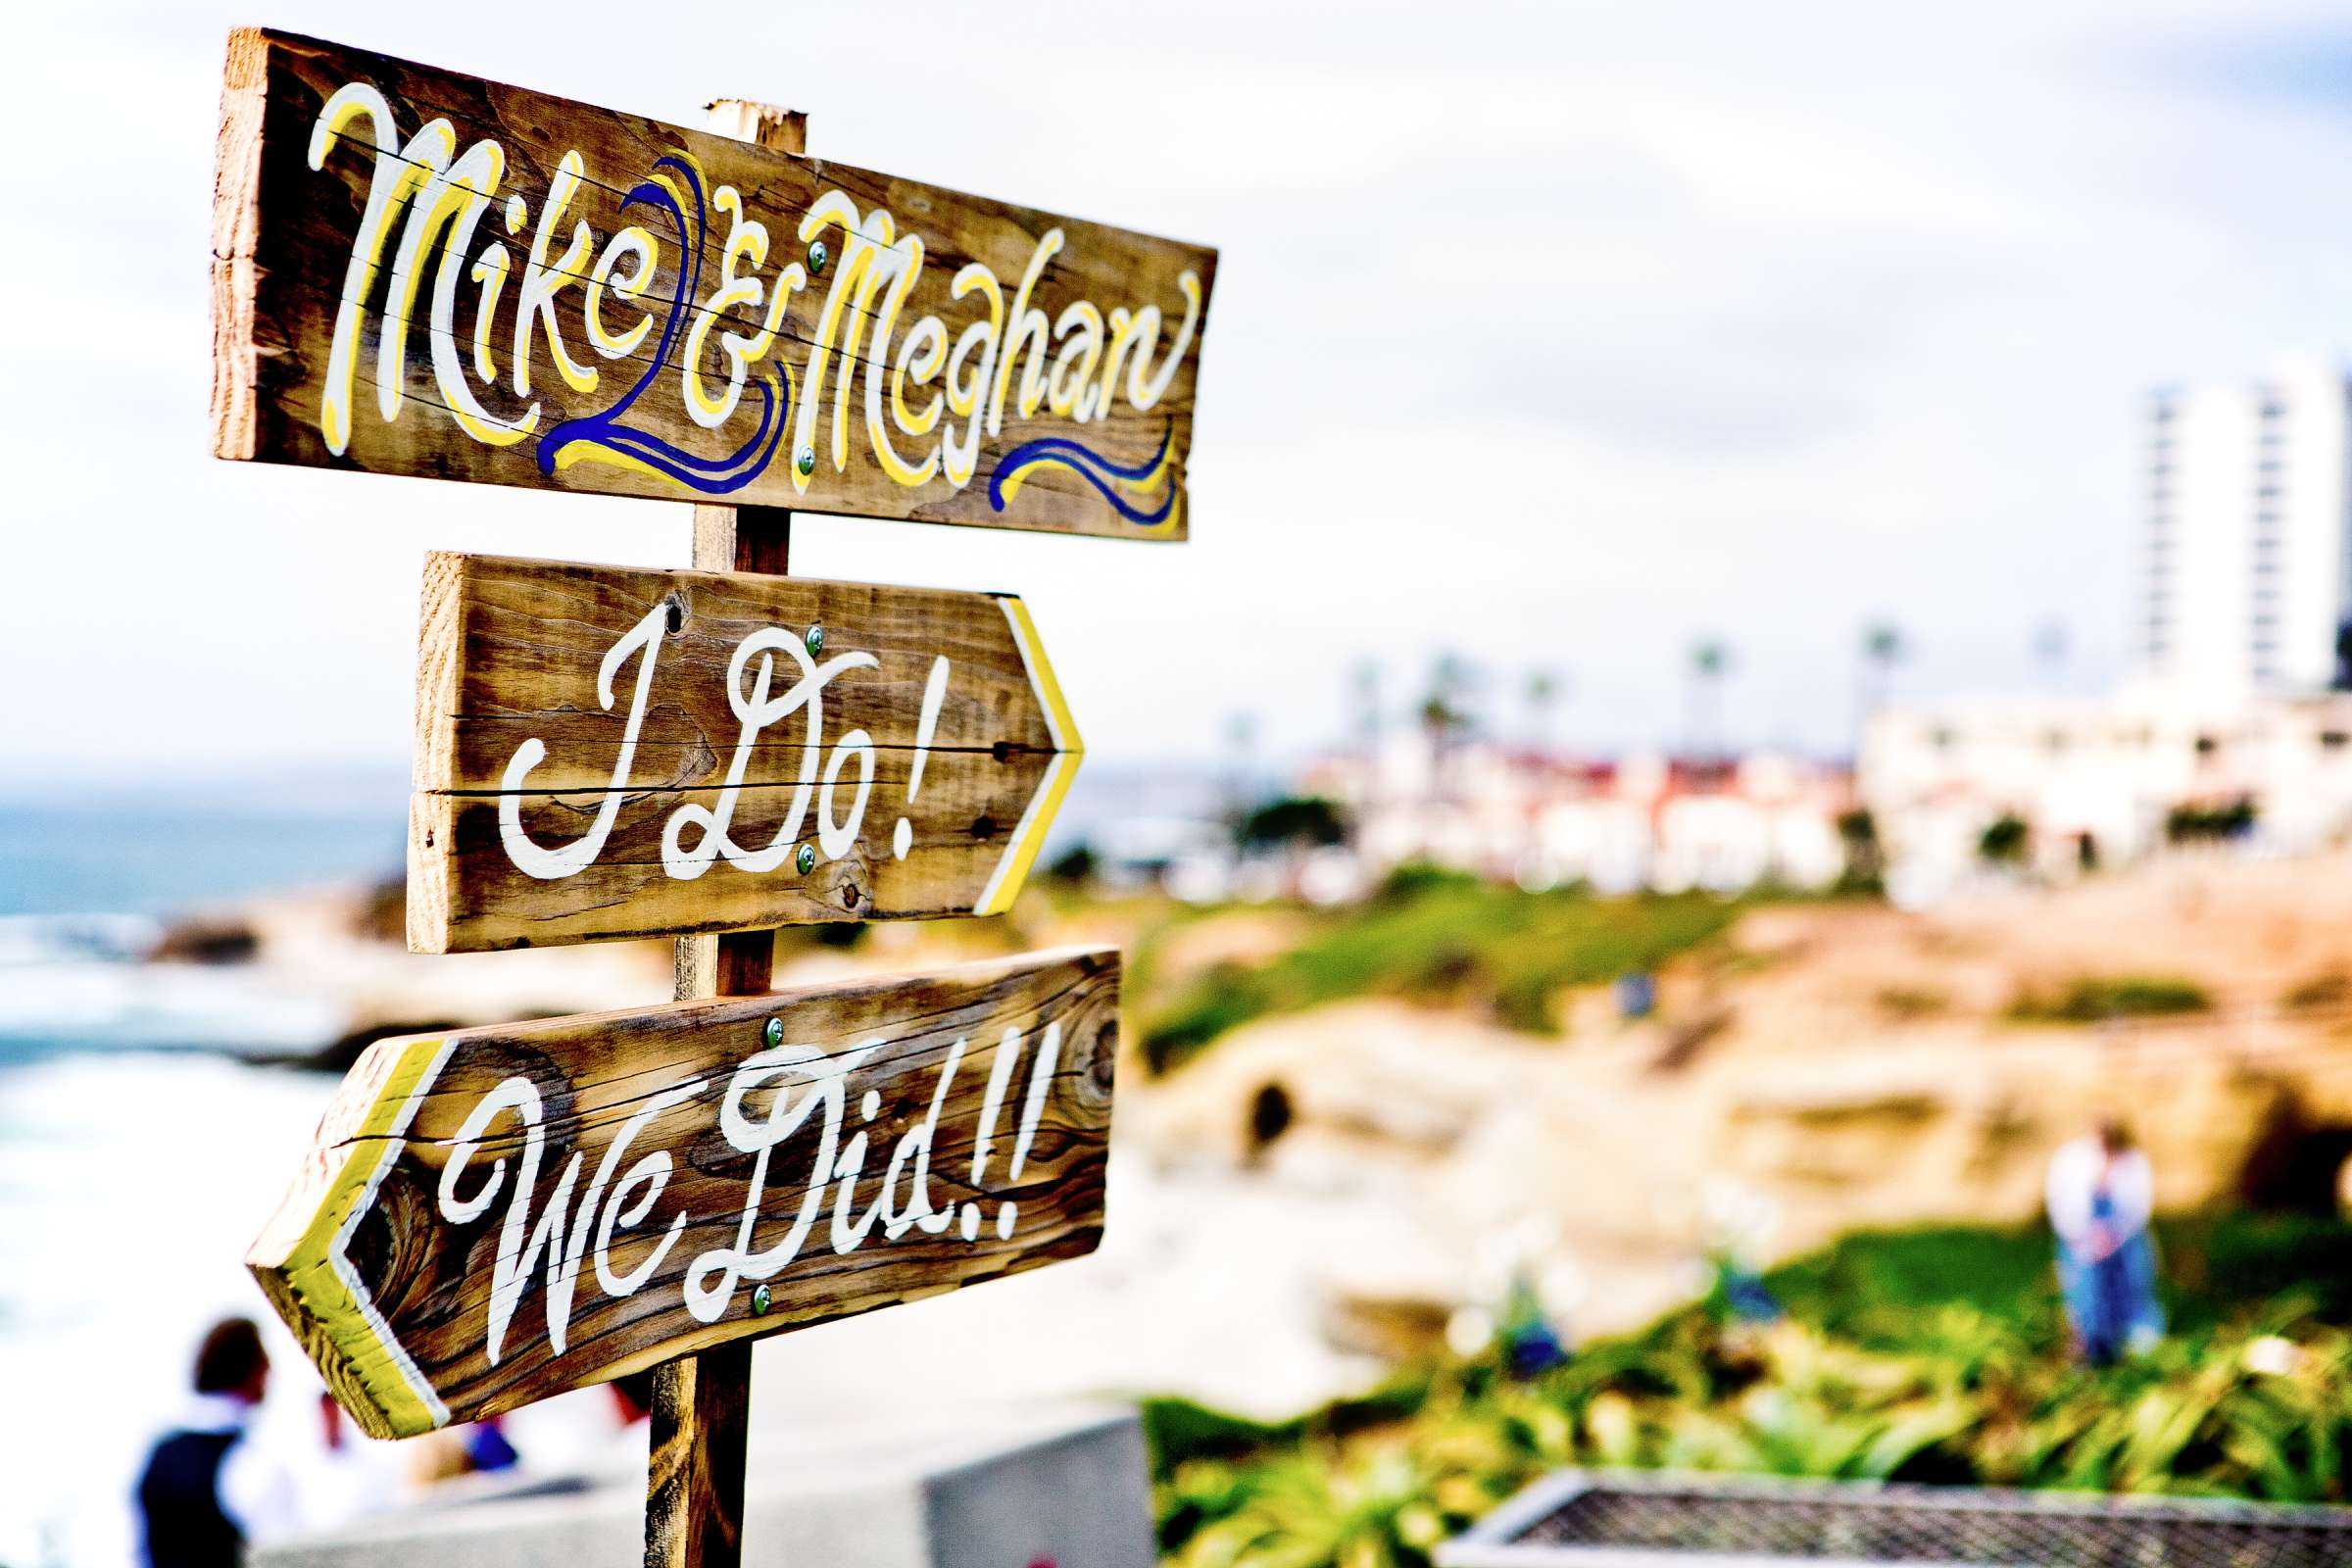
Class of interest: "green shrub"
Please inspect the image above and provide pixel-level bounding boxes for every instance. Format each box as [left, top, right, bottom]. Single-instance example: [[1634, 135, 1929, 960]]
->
[[1145, 1396, 1304, 1468], [1143, 963, 1279, 1072], [1875, 986, 1948, 1020], [2007, 975, 2210, 1024], [1979, 813, 2030, 864], [1240, 796, 1348, 851], [1374, 861, 1480, 904], [1047, 842, 1100, 884], [2167, 797, 2257, 845], [1137, 880, 1740, 1071]]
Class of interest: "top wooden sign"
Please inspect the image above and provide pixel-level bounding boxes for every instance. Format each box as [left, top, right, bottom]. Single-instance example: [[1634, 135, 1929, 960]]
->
[[211, 29, 1214, 540]]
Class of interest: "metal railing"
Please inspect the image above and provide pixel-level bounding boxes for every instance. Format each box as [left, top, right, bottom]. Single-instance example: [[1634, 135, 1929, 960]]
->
[[1439, 1470, 2352, 1568]]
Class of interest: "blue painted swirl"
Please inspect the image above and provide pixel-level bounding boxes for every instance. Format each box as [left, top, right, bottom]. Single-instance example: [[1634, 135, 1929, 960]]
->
[[988, 419, 1179, 525], [536, 156, 791, 494]]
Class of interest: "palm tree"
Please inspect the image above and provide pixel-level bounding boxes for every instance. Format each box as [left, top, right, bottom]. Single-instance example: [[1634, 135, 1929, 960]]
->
[[1352, 661, 1383, 758], [1421, 654, 1477, 794], [1689, 640, 1732, 762], [1863, 622, 1905, 691], [2035, 622, 2069, 688], [1223, 710, 1257, 830], [1859, 621, 1906, 743], [1524, 668, 1565, 755]]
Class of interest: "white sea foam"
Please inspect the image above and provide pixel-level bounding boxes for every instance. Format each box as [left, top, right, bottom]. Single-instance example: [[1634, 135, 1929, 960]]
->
[[0, 912, 159, 966], [0, 915, 345, 1059], [0, 1054, 338, 1565]]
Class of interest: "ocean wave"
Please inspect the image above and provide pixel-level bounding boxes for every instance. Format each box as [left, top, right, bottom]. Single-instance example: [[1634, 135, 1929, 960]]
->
[[0, 911, 161, 966], [0, 916, 344, 1059]]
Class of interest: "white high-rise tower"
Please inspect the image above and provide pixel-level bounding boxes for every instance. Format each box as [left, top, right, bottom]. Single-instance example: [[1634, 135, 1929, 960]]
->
[[2143, 360, 2352, 696]]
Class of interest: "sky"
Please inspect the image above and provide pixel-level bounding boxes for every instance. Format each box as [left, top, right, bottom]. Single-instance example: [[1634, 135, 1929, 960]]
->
[[7, 0, 2352, 795]]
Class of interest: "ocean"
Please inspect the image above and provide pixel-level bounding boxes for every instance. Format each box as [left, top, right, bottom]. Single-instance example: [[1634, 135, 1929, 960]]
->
[[0, 800, 402, 1568]]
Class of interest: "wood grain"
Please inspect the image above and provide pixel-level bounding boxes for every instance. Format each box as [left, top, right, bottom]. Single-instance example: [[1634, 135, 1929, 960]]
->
[[406, 553, 1081, 952], [646, 1337, 751, 1568], [246, 946, 1120, 1441], [414, 553, 1062, 793], [649, 102, 804, 1568], [210, 29, 1213, 541]]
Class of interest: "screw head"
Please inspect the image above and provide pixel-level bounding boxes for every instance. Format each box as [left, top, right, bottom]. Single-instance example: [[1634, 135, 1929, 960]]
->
[[751, 1283, 773, 1316], [795, 445, 816, 477], [808, 240, 828, 274], [804, 623, 824, 656], [796, 842, 817, 875], [763, 1016, 783, 1048]]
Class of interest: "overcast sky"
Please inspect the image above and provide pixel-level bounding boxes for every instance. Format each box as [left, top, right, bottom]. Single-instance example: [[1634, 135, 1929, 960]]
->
[[5, 0, 2352, 794]]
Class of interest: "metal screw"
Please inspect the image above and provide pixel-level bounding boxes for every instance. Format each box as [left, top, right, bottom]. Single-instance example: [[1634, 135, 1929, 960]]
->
[[796, 445, 816, 477], [763, 1016, 783, 1048], [796, 843, 817, 875], [751, 1283, 772, 1316], [804, 623, 824, 656], [808, 240, 828, 274]]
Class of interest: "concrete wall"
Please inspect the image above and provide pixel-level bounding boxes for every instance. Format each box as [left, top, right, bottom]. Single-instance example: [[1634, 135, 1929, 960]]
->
[[258, 1406, 1154, 1568]]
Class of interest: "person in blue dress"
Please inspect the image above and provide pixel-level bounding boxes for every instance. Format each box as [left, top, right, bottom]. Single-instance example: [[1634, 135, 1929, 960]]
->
[[2044, 1119, 2164, 1364]]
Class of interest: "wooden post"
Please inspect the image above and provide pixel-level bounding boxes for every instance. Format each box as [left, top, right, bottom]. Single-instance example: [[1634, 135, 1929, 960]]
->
[[646, 96, 807, 1568]]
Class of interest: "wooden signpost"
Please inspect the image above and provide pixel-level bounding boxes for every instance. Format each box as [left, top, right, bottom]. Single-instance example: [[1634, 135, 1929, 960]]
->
[[410, 553, 1080, 952], [216, 26, 1210, 1568], [247, 948, 1118, 1440], [213, 28, 1214, 540]]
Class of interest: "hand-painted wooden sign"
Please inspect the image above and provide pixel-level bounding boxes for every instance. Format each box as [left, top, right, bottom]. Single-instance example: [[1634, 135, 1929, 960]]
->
[[247, 948, 1118, 1439], [212, 29, 1214, 540], [409, 553, 1080, 952]]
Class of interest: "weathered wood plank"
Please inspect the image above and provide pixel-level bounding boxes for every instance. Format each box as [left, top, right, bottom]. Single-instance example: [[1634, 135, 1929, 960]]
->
[[649, 102, 804, 1568], [211, 29, 1213, 541], [407, 553, 1080, 952], [246, 947, 1120, 1440], [415, 553, 1061, 793]]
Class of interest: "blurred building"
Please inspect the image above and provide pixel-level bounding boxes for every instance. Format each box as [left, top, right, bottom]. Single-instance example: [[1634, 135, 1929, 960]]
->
[[1302, 735, 1852, 896], [2143, 360, 2352, 697], [1859, 688, 2352, 901], [1854, 358, 2352, 903]]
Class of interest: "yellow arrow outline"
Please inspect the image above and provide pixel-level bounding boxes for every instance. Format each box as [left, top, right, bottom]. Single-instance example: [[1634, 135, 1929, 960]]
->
[[248, 1035, 455, 1438], [975, 596, 1083, 915]]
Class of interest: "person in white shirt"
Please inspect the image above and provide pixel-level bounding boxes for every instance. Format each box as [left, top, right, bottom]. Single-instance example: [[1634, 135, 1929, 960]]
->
[[132, 1319, 303, 1567], [2044, 1120, 2165, 1363]]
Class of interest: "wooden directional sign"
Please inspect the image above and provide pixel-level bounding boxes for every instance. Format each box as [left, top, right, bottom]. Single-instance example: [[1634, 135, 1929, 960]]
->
[[247, 948, 1118, 1439], [409, 553, 1080, 952], [212, 29, 1214, 540]]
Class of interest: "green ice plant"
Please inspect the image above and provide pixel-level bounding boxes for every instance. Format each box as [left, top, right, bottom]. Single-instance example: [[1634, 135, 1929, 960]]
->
[[1157, 1306, 2352, 1568]]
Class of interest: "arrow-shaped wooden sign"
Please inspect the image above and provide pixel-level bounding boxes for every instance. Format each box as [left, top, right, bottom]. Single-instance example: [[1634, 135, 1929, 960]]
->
[[408, 553, 1081, 952], [247, 948, 1118, 1439]]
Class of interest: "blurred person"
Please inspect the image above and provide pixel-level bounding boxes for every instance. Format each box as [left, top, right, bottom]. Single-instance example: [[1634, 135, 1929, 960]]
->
[[133, 1317, 300, 1568], [1462, 1219, 1578, 1378], [1614, 971, 1656, 1020], [2045, 1120, 2164, 1364], [463, 1416, 521, 1474], [1709, 1249, 1783, 1325], [406, 1413, 521, 1488], [1699, 1178, 1783, 1325], [1495, 1266, 1569, 1377]]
